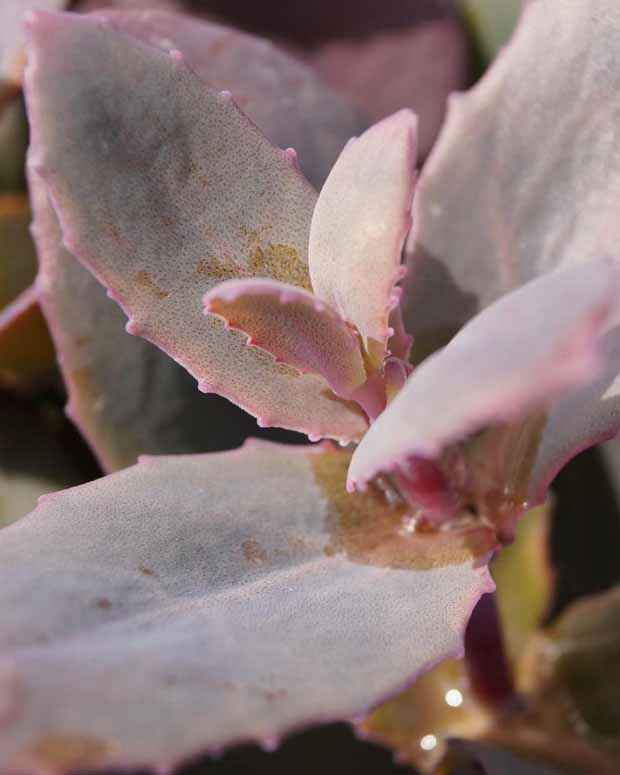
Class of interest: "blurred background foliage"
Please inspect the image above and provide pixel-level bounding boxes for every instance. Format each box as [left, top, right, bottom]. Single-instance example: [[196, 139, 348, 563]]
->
[[1, 2, 618, 774]]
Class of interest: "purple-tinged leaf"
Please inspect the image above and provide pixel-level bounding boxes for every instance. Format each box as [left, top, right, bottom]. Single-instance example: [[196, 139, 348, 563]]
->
[[313, 17, 469, 158], [0, 1, 64, 105], [349, 258, 620, 500], [204, 278, 370, 409], [0, 194, 37, 311], [309, 110, 417, 368], [25, 11, 367, 443], [529, 328, 620, 502], [404, 0, 620, 364], [0, 285, 55, 390], [30, 177, 267, 472], [0, 442, 493, 773], [89, 8, 366, 189]]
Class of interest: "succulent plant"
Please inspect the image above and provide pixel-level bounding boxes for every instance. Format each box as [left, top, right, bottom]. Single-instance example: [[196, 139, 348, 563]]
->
[[1, 1, 620, 774]]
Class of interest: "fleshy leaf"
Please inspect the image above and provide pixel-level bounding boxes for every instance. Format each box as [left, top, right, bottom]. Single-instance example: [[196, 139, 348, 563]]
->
[[529, 329, 620, 502], [309, 110, 417, 367], [0, 442, 493, 773], [30, 176, 269, 472], [0, 194, 37, 311], [349, 257, 620, 491], [0, 285, 55, 390], [404, 0, 620, 364], [0, 0, 65, 106], [362, 503, 553, 771], [204, 278, 369, 407], [89, 8, 366, 189], [25, 10, 366, 443]]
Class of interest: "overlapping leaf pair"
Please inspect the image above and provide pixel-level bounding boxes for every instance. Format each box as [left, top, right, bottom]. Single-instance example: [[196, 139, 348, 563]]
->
[[1, 1, 620, 773]]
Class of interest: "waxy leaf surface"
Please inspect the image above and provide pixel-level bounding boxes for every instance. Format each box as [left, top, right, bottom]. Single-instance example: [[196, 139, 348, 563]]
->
[[309, 110, 416, 366], [204, 278, 367, 403], [405, 0, 620, 362], [0, 442, 492, 773], [91, 8, 366, 189], [25, 11, 366, 442], [349, 257, 620, 490], [30, 177, 259, 472]]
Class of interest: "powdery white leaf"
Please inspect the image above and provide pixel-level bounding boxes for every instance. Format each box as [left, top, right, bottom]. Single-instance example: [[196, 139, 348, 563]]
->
[[25, 10, 366, 443], [204, 278, 370, 409], [92, 8, 366, 189], [348, 257, 620, 491], [30, 175, 260, 472], [0, 442, 493, 774], [404, 0, 620, 364], [309, 110, 417, 367]]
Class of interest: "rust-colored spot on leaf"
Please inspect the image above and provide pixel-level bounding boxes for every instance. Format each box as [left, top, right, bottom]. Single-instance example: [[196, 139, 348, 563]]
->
[[133, 270, 170, 299], [139, 565, 155, 577], [248, 244, 311, 290], [310, 446, 495, 570], [16, 733, 113, 771], [242, 538, 268, 565], [195, 258, 209, 275]]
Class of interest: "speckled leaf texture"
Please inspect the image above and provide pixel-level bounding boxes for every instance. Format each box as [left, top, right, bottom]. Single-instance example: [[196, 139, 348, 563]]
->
[[308, 110, 416, 367], [204, 279, 368, 403], [30, 176, 249, 472], [92, 8, 366, 189], [0, 442, 493, 773], [25, 10, 367, 443], [400, 0, 620, 499]]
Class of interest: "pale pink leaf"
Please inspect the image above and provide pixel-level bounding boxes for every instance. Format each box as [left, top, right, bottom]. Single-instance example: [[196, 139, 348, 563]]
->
[[204, 278, 368, 403], [0, 442, 493, 773], [529, 327, 620, 502], [88, 8, 366, 188], [349, 257, 620, 491], [25, 11, 366, 443], [29, 174, 267, 472], [309, 110, 417, 367], [404, 0, 620, 363]]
